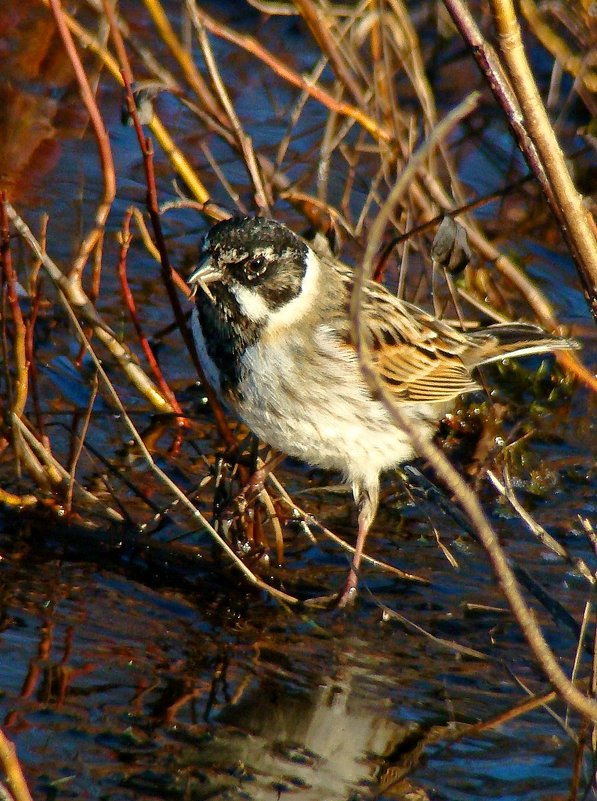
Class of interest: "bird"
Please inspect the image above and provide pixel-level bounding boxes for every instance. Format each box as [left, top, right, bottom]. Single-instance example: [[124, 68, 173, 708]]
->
[[188, 216, 577, 607]]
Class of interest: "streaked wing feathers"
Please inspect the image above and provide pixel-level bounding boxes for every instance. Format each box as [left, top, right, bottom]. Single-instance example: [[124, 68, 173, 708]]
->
[[363, 289, 479, 403], [374, 344, 480, 401], [326, 259, 574, 404]]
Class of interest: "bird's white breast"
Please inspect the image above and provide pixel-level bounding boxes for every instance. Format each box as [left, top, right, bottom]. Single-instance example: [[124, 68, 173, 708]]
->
[[235, 323, 427, 487]]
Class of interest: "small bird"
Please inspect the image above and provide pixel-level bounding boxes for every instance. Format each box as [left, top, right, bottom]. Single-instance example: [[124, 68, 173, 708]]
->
[[189, 216, 576, 606]]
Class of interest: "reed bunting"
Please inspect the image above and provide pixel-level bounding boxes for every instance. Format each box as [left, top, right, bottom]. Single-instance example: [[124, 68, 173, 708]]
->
[[189, 216, 576, 606]]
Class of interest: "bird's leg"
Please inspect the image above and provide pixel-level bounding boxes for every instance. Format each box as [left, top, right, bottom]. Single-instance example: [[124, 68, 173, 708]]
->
[[335, 482, 379, 608]]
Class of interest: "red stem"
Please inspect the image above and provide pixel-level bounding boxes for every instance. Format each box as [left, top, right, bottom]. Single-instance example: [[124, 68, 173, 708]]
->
[[117, 209, 186, 421]]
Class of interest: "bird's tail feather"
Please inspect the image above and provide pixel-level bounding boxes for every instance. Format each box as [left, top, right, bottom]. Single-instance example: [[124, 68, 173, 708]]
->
[[466, 323, 579, 366]]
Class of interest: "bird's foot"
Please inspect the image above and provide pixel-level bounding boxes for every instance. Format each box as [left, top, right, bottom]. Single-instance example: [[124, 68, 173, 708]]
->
[[334, 572, 358, 608], [303, 571, 358, 610]]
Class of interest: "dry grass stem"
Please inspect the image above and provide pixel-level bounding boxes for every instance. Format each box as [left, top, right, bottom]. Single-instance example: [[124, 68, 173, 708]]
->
[[489, 0, 597, 315], [6, 203, 175, 414], [0, 729, 33, 801], [487, 469, 595, 584], [351, 96, 597, 721], [48, 0, 116, 286]]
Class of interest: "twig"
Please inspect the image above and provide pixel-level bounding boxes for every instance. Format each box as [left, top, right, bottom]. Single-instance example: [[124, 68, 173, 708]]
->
[[520, 0, 597, 94], [6, 203, 174, 414], [268, 473, 427, 582], [0, 728, 33, 801], [375, 601, 490, 661], [487, 468, 595, 584], [191, 4, 392, 142], [351, 93, 597, 722], [66, 372, 98, 515], [0, 488, 37, 509], [293, 0, 367, 106], [13, 415, 123, 522], [99, 0, 232, 438], [0, 197, 28, 420], [141, 0, 225, 125], [444, 0, 597, 322], [48, 0, 116, 286], [117, 208, 185, 419], [490, 0, 597, 320], [39, 0, 212, 205], [187, 1, 271, 213], [119, 69, 234, 443]]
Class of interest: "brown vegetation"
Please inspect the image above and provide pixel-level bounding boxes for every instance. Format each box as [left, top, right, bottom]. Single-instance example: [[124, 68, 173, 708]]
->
[[1, 0, 596, 793]]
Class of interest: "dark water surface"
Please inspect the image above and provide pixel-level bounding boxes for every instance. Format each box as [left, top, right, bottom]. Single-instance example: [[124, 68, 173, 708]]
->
[[1, 519, 587, 800], [1, 1, 596, 799]]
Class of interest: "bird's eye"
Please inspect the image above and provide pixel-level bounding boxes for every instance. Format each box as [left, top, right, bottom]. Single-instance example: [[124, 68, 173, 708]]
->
[[243, 256, 267, 281]]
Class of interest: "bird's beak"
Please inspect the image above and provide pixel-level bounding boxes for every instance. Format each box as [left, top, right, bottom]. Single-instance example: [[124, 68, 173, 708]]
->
[[188, 257, 223, 302]]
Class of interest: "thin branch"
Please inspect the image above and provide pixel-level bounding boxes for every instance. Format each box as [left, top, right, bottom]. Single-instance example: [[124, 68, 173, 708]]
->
[[141, 0, 226, 125], [6, 204, 174, 414], [351, 93, 597, 722], [48, 0, 116, 285], [116, 208, 185, 419], [119, 70, 234, 443], [444, 0, 597, 322], [0, 197, 28, 420], [293, 0, 367, 106], [191, 4, 392, 143], [66, 372, 98, 515], [187, 1, 271, 213], [0, 728, 33, 801]]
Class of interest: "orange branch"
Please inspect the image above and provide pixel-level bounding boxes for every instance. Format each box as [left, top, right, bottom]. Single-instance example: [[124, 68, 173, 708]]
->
[[117, 209, 186, 421], [194, 6, 392, 143], [48, 0, 116, 284]]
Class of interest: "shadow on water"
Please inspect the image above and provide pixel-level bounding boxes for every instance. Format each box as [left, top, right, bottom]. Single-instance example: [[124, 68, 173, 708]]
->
[[0, 1, 596, 799]]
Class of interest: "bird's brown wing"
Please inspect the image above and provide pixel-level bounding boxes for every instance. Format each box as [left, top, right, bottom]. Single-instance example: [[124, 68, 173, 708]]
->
[[326, 258, 574, 403], [360, 283, 482, 403], [373, 343, 480, 401]]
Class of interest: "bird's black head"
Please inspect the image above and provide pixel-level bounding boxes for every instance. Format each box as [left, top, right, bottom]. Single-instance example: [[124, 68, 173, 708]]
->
[[189, 217, 319, 392], [191, 217, 310, 316]]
